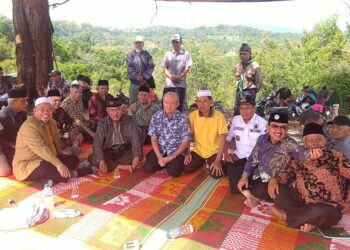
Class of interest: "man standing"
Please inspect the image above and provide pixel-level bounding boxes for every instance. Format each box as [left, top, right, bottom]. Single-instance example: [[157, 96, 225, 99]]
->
[[61, 84, 95, 140], [128, 85, 161, 144], [184, 89, 228, 178], [89, 80, 113, 123], [127, 35, 155, 105], [224, 95, 267, 193], [0, 88, 28, 167], [144, 92, 190, 177], [47, 70, 70, 99], [237, 112, 298, 208], [234, 43, 262, 116], [13, 97, 92, 184], [92, 98, 142, 174], [162, 34, 192, 112], [272, 123, 350, 232]]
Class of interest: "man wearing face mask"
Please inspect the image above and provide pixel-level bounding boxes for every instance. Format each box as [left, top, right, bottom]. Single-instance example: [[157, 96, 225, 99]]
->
[[127, 35, 155, 105], [234, 43, 263, 116]]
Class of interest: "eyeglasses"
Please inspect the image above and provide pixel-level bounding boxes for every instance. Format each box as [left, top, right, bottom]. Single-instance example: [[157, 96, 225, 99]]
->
[[270, 124, 288, 130]]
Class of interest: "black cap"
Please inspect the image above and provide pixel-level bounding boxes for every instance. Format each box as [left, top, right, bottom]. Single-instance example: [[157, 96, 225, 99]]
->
[[330, 115, 350, 126], [77, 75, 91, 85], [106, 98, 122, 107], [139, 85, 150, 93], [49, 69, 61, 76], [303, 123, 325, 137], [269, 112, 288, 124], [239, 95, 255, 105], [240, 43, 251, 53], [7, 88, 27, 98], [47, 89, 61, 97], [98, 80, 109, 86]]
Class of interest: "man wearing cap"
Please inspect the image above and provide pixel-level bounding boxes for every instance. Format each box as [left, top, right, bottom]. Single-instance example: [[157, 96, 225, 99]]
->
[[0, 89, 28, 173], [77, 75, 93, 109], [88, 80, 114, 122], [144, 92, 190, 177], [48, 89, 83, 154], [61, 84, 95, 140], [237, 112, 298, 208], [271, 123, 350, 232], [91, 98, 142, 174], [162, 34, 193, 112], [127, 35, 155, 105], [48, 70, 70, 98], [224, 95, 267, 193], [234, 43, 262, 116], [184, 89, 228, 178], [128, 85, 161, 144], [329, 115, 350, 160], [13, 97, 92, 184]]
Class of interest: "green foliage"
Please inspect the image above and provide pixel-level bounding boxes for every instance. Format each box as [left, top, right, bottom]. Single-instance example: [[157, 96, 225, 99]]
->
[[0, 15, 349, 114]]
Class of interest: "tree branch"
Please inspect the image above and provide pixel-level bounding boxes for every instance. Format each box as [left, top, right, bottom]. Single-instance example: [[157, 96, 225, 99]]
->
[[50, 0, 70, 9]]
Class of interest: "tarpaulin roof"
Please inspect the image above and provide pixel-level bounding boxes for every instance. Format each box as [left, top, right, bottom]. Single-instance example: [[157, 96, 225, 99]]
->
[[159, 0, 289, 2]]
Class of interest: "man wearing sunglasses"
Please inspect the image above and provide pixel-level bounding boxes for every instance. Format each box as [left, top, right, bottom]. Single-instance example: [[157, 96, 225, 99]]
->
[[237, 112, 298, 208], [0, 88, 28, 176]]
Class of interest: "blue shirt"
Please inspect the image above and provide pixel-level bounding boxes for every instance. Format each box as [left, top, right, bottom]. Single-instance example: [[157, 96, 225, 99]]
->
[[148, 110, 190, 155]]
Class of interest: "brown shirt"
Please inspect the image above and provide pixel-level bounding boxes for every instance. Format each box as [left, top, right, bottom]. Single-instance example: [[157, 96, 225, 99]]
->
[[280, 149, 350, 208], [235, 61, 263, 92]]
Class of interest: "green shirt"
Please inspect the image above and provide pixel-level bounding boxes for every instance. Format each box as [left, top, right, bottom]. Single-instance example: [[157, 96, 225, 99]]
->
[[128, 102, 161, 127]]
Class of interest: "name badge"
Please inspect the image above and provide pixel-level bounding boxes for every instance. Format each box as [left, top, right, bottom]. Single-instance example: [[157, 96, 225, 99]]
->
[[233, 127, 244, 131]]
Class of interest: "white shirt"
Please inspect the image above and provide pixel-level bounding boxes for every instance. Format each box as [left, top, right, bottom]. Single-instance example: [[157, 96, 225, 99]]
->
[[226, 113, 267, 159]]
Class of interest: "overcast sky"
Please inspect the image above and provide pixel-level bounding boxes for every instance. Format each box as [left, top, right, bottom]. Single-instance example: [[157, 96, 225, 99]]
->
[[1, 0, 349, 32]]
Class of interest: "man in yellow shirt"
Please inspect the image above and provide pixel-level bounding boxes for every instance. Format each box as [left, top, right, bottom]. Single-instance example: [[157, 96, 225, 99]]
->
[[184, 89, 228, 178]]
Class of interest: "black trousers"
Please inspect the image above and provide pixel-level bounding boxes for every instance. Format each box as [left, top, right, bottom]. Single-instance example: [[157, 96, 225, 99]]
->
[[162, 87, 186, 112], [274, 184, 342, 229], [26, 155, 83, 184], [184, 151, 226, 179], [3, 147, 15, 167], [143, 149, 184, 177], [104, 149, 134, 172], [225, 158, 247, 194]]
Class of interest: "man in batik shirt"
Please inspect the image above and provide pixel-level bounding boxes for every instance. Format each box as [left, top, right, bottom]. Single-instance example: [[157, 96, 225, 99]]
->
[[272, 123, 350, 232], [237, 112, 298, 208], [143, 92, 190, 177]]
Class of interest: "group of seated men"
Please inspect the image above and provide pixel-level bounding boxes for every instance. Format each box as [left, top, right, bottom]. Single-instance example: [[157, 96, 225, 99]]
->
[[0, 80, 349, 233]]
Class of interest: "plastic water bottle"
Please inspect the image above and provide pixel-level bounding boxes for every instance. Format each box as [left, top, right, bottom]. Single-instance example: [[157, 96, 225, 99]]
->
[[166, 224, 194, 239], [43, 183, 54, 209]]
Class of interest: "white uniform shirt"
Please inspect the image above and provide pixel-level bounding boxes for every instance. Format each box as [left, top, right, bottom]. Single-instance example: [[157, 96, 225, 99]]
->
[[226, 113, 267, 159]]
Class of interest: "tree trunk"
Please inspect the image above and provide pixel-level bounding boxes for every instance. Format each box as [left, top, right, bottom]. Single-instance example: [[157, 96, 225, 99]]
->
[[12, 0, 53, 101]]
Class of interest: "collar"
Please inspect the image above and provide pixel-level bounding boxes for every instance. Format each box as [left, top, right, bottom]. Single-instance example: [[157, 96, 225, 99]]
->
[[172, 49, 185, 55], [137, 101, 151, 110], [198, 108, 214, 117], [162, 110, 180, 120]]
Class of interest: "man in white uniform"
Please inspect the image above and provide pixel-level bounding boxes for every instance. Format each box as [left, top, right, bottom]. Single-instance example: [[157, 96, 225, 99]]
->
[[224, 95, 267, 193]]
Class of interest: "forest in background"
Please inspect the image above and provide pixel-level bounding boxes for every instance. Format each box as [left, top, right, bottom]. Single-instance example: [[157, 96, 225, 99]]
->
[[0, 15, 349, 113]]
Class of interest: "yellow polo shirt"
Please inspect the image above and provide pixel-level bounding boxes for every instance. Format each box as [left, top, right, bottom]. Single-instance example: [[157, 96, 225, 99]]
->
[[189, 109, 228, 158]]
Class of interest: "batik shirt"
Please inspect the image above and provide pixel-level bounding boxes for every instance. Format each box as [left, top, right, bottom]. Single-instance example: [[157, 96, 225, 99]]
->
[[61, 96, 90, 132], [148, 110, 190, 156], [280, 148, 350, 207], [242, 133, 299, 182], [128, 101, 161, 127]]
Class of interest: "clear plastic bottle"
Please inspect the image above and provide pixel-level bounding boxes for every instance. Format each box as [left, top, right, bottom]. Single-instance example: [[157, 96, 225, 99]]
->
[[71, 184, 80, 199], [166, 224, 194, 239], [43, 183, 54, 209]]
